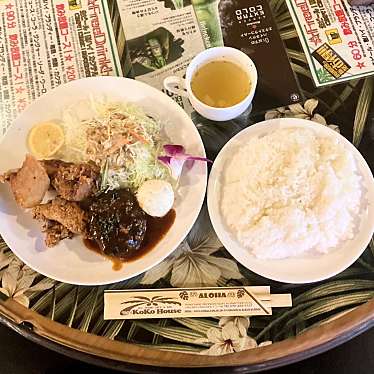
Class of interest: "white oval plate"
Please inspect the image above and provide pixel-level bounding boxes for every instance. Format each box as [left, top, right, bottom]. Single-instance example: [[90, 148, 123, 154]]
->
[[208, 118, 374, 284], [0, 77, 207, 285]]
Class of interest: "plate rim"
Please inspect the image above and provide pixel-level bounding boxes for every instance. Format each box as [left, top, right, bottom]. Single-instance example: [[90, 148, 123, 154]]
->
[[207, 117, 374, 283], [0, 76, 207, 285]]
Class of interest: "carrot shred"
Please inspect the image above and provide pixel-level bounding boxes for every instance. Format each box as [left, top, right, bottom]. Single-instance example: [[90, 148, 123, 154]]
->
[[107, 136, 130, 155], [126, 128, 149, 144]]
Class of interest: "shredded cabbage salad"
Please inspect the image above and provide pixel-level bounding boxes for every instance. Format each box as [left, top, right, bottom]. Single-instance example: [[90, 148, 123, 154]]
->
[[58, 98, 170, 191]]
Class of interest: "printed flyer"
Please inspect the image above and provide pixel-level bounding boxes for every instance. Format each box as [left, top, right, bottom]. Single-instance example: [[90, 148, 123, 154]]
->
[[286, 0, 374, 87], [118, 0, 302, 114], [116, 0, 209, 114], [218, 0, 302, 111], [0, 0, 121, 137]]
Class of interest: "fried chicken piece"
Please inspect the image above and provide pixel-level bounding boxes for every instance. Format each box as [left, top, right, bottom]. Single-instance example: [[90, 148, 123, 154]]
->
[[43, 221, 73, 247], [6, 155, 50, 208], [33, 197, 87, 235], [41, 159, 71, 178], [32, 211, 74, 247], [42, 160, 100, 201]]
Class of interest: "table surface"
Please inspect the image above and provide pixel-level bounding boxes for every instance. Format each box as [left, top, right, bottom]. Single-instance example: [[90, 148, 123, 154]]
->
[[1, 322, 373, 374]]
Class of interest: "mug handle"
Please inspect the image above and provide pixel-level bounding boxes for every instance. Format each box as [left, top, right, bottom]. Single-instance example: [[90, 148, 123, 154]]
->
[[163, 76, 188, 97]]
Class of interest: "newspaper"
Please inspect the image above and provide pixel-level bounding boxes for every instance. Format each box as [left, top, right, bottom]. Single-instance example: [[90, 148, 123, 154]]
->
[[0, 0, 122, 138], [286, 0, 374, 87]]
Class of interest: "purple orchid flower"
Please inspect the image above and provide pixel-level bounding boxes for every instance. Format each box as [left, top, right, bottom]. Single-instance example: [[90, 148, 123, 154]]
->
[[158, 144, 212, 180]]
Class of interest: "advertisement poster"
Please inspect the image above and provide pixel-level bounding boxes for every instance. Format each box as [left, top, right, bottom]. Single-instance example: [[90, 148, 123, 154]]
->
[[219, 0, 302, 111], [0, 0, 122, 137], [286, 0, 374, 87]]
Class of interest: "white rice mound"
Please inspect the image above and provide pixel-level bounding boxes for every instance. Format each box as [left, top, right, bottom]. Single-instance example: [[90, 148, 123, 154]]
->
[[221, 128, 362, 259]]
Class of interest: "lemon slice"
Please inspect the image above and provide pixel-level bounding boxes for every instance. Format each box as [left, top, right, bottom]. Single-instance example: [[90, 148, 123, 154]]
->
[[28, 122, 65, 159]]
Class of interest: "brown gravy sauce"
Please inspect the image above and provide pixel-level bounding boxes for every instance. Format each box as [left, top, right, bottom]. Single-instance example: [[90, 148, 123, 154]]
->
[[83, 209, 176, 271]]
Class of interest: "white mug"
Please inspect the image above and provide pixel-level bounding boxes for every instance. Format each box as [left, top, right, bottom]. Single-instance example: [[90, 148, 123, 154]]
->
[[163, 47, 257, 121]]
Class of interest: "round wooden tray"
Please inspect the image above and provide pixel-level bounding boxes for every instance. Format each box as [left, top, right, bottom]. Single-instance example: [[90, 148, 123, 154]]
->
[[1, 0, 374, 371], [1, 298, 373, 372]]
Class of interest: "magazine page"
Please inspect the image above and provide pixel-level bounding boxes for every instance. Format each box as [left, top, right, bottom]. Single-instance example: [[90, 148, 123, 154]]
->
[[118, 0, 302, 114], [117, 0, 209, 114], [0, 0, 122, 138], [286, 0, 374, 87]]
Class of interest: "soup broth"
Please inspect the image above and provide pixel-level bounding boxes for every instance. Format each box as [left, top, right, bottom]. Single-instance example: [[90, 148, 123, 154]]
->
[[191, 60, 251, 108]]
